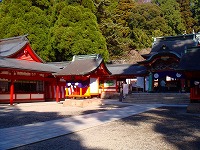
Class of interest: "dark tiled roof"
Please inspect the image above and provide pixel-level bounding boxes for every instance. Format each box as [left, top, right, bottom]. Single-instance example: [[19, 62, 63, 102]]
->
[[143, 34, 199, 59], [106, 64, 147, 76], [0, 35, 28, 57], [138, 51, 181, 64], [0, 57, 60, 73], [139, 33, 200, 65], [55, 54, 107, 76], [0, 35, 43, 62], [177, 47, 200, 71], [47, 61, 70, 69]]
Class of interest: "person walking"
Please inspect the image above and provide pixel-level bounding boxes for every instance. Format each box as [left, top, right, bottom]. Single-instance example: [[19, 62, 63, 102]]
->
[[160, 79, 166, 92]]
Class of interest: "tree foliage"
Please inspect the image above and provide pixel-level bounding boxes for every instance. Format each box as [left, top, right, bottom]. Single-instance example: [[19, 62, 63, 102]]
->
[[153, 0, 185, 35], [97, 0, 136, 59], [0, 0, 51, 61], [190, 0, 200, 32], [49, 4, 108, 61], [176, 0, 195, 33], [0, 0, 108, 62], [0, 0, 200, 62], [129, 3, 170, 48]]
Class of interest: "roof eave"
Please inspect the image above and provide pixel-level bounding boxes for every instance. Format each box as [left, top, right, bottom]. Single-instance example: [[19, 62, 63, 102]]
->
[[0, 66, 57, 74]]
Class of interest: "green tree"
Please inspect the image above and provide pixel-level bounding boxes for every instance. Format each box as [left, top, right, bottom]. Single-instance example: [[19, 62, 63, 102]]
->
[[97, 0, 136, 60], [66, 0, 96, 12], [93, 0, 110, 24], [176, 0, 195, 33], [153, 0, 185, 35], [0, 0, 108, 62], [129, 3, 171, 48], [191, 0, 200, 32], [0, 0, 51, 61], [49, 4, 109, 61]]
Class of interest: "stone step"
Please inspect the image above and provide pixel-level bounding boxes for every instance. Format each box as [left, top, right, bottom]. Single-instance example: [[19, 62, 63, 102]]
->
[[125, 97, 190, 100], [123, 93, 190, 104], [127, 93, 189, 97], [124, 101, 189, 104], [125, 98, 189, 101], [124, 100, 189, 104], [125, 98, 190, 101], [126, 97, 190, 99], [126, 99, 189, 101]]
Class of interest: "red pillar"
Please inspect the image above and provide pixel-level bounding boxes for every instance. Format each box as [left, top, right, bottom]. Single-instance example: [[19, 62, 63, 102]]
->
[[56, 79, 60, 102], [10, 80, 14, 105]]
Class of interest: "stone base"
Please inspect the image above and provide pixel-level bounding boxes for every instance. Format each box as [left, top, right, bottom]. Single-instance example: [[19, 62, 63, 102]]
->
[[63, 99, 102, 107], [100, 92, 120, 99], [187, 103, 200, 114]]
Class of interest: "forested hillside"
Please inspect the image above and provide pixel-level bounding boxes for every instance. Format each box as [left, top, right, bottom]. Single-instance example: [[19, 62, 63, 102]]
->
[[0, 0, 199, 63]]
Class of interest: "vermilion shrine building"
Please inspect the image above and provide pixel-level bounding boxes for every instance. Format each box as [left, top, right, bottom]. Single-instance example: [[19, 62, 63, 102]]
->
[[138, 33, 200, 96], [0, 33, 200, 104], [0, 35, 144, 104], [0, 35, 67, 104]]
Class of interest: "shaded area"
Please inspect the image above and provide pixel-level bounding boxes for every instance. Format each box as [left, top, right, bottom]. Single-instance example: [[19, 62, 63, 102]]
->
[[11, 106, 200, 150], [10, 135, 103, 150], [1, 103, 130, 150], [0, 104, 129, 129], [120, 106, 200, 150], [0, 106, 87, 150]]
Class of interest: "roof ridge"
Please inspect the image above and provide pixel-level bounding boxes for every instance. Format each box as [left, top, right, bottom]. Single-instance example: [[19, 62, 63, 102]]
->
[[0, 34, 28, 42], [154, 33, 199, 42], [72, 54, 101, 61]]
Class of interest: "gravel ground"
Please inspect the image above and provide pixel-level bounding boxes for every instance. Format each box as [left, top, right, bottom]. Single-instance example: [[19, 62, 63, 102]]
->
[[0, 101, 129, 129], [11, 106, 200, 150]]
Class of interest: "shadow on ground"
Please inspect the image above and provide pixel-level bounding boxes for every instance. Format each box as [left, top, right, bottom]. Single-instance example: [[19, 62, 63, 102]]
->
[[0, 103, 129, 129], [0, 104, 112, 150], [120, 106, 200, 150], [1, 104, 200, 150]]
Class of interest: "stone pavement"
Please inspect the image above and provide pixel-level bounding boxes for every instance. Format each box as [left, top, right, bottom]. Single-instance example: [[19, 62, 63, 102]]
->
[[0, 99, 164, 150]]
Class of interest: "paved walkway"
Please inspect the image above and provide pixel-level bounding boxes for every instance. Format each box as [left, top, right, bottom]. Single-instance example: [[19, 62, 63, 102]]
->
[[0, 100, 163, 150]]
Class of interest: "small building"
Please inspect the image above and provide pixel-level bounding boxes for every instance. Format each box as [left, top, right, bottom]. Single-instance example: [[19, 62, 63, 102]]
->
[[106, 64, 147, 94], [54, 54, 112, 99]]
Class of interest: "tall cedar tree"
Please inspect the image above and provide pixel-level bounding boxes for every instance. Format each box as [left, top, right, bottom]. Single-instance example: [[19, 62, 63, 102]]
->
[[190, 0, 200, 32], [97, 0, 136, 60], [152, 0, 185, 35], [129, 3, 171, 49], [176, 0, 195, 33]]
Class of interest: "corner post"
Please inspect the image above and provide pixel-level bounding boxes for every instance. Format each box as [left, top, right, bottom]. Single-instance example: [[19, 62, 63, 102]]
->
[[10, 79, 14, 105]]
